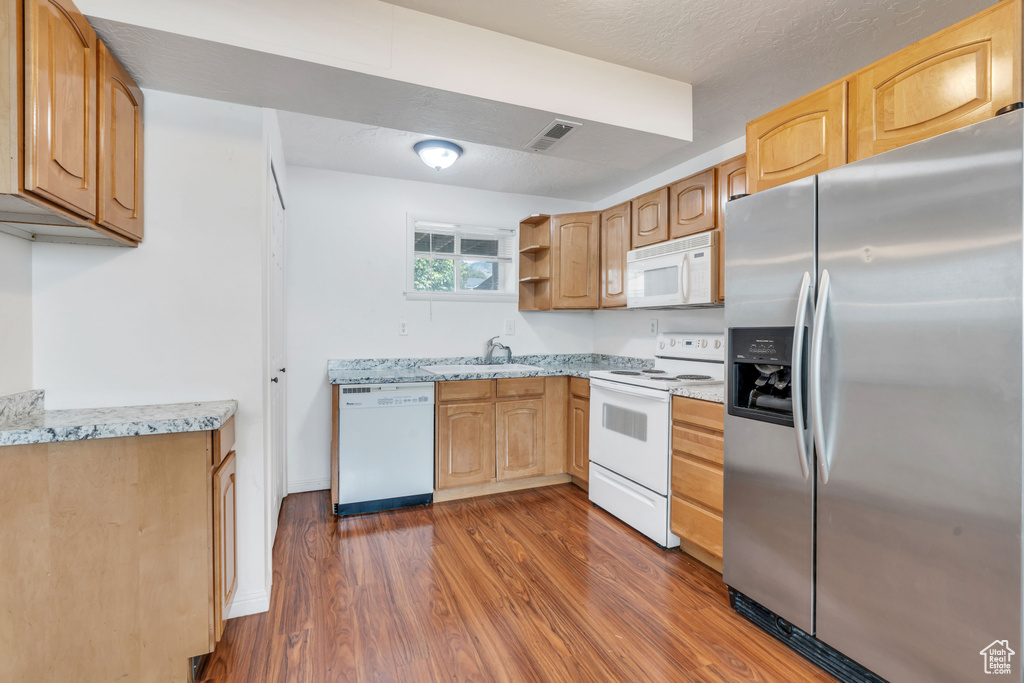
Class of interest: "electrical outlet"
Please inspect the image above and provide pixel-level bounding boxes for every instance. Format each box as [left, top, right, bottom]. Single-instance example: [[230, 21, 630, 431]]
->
[[504, 319, 515, 335], [649, 319, 658, 337], [399, 321, 409, 336]]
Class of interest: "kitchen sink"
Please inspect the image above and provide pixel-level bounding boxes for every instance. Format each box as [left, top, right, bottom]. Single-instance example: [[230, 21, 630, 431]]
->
[[420, 363, 543, 375]]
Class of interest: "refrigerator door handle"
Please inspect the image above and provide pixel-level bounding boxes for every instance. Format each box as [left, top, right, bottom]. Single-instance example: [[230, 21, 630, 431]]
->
[[811, 268, 831, 484], [791, 271, 812, 480]]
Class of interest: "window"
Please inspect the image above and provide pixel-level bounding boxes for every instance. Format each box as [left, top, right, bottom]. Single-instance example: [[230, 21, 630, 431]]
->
[[406, 217, 517, 301]]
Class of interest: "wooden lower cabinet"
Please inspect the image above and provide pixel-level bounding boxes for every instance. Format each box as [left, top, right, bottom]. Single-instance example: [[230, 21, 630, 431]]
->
[[436, 401, 497, 488], [670, 395, 725, 572], [567, 395, 589, 482], [0, 427, 234, 682], [496, 398, 545, 480], [213, 449, 237, 644], [436, 378, 571, 495]]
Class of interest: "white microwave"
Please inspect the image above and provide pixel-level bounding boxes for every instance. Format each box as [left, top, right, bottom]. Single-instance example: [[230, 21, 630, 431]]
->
[[626, 231, 718, 308]]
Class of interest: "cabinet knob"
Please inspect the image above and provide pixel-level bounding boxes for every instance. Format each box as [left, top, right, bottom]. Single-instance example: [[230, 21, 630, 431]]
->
[[271, 377, 279, 383], [279, 368, 286, 373]]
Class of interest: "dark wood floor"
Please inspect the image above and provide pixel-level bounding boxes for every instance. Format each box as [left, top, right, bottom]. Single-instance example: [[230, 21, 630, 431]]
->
[[200, 484, 835, 682]]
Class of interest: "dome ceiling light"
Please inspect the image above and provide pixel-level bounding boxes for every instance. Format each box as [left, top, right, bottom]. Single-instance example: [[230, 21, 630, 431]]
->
[[414, 139, 463, 170]]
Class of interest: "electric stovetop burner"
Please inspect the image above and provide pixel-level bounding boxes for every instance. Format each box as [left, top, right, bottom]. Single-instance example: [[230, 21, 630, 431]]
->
[[642, 369, 666, 374], [611, 370, 641, 376], [676, 374, 713, 381]]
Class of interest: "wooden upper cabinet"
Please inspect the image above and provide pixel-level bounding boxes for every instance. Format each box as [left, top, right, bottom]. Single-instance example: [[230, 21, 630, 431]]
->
[[495, 399, 545, 480], [600, 202, 630, 309], [669, 168, 716, 239], [747, 80, 848, 193], [97, 40, 144, 241], [552, 212, 600, 309], [631, 186, 669, 247], [24, 0, 97, 219], [848, 0, 1021, 162], [715, 154, 747, 303], [436, 402, 496, 489]]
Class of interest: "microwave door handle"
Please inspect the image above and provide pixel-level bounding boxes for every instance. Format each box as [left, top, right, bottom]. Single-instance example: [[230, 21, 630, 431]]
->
[[681, 253, 690, 303]]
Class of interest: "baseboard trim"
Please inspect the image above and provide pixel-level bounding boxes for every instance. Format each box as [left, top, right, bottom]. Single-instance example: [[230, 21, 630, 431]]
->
[[433, 473, 571, 503], [227, 588, 270, 619], [287, 477, 330, 494]]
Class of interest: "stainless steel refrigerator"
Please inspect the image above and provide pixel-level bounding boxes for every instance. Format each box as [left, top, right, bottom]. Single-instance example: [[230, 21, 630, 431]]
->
[[723, 110, 1024, 682]]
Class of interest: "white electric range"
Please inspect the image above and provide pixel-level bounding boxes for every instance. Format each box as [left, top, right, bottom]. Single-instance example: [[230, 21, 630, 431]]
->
[[588, 332, 725, 547]]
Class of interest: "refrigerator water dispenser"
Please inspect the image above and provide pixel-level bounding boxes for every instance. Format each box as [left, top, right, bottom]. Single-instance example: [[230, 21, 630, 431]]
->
[[728, 327, 805, 428]]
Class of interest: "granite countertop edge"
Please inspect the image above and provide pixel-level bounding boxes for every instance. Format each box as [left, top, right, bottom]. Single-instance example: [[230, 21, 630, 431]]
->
[[670, 384, 725, 405], [0, 399, 239, 447]]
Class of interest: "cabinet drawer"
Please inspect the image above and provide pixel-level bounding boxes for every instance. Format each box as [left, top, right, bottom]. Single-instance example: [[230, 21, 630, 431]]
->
[[670, 495, 723, 559], [672, 396, 724, 432], [569, 376, 590, 399], [672, 424, 724, 466], [213, 414, 236, 468], [437, 379, 494, 402], [672, 455, 723, 512], [496, 376, 545, 398]]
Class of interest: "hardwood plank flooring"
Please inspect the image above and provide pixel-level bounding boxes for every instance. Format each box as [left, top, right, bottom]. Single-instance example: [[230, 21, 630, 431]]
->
[[201, 485, 834, 682]]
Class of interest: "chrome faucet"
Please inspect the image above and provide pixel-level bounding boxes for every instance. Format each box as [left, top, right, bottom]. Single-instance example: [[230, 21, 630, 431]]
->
[[484, 336, 512, 364]]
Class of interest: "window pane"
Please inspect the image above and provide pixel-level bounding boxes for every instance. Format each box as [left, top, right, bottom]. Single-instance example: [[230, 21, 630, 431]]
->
[[414, 258, 455, 291], [431, 233, 455, 254], [461, 260, 497, 291], [461, 237, 499, 257], [414, 231, 432, 252]]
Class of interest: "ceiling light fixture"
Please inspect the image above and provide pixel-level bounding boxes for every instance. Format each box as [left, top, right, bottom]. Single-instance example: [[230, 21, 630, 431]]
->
[[414, 139, 463, 171]]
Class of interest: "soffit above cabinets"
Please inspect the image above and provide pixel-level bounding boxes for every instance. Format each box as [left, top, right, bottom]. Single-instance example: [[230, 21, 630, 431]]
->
[[77, 0, 995, 201]]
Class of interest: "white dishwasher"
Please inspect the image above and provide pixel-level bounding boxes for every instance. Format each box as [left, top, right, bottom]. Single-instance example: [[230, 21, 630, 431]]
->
[[335, 382, 435, 516]]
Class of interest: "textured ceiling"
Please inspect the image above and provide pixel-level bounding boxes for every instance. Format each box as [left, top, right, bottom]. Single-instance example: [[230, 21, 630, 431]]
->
[[90, 0, 997, 202], [387, 0, 996, 173]]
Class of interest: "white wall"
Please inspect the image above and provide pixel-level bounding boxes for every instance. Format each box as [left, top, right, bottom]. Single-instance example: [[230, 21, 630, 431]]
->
[[0, 232, 32, 395], [32, 90, 271, 617], [285, 166, 593, 492]]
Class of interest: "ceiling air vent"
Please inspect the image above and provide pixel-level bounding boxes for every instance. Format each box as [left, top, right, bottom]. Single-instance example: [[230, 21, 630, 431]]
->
[[525, 118, 581, 152]]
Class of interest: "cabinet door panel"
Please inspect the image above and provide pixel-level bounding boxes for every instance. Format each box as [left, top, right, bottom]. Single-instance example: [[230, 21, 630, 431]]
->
[[747, 81, 847, 193], [631, 187, 669, 247], [600, 202, 630, 308], [436, 402, 495, 489], [715, 154, 746, 303], [97, 41, 144, 240], [849, 0, 1019, 161], [495, 399, 545, 480], [552, 212, 600, 309], [25, 0, 97, 218], [213, 450, 237, 643], [568, 396, 589, 481], [669, 168, 716, 239]]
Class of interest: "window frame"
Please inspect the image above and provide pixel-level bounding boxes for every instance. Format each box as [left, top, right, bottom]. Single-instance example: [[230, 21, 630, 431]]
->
[[404, 214, 518, 302]]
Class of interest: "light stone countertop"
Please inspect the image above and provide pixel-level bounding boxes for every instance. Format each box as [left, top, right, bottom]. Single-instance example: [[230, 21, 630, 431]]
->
[[328, 353, 653, 384], [0, 398, 239, 447], [671, 383, 725, 404]]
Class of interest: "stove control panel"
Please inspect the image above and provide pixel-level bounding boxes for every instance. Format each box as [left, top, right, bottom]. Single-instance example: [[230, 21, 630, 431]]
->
[[656, 333, 725, 361]]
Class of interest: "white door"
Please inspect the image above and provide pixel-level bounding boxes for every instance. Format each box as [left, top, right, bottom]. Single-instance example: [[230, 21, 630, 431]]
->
[[268, 164, 287, 528]]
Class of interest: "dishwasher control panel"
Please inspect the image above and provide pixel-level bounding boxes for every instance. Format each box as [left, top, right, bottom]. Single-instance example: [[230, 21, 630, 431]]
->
[[338, 383, 435, 409]]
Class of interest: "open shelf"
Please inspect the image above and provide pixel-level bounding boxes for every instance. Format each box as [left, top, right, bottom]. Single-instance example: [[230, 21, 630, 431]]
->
[[520, 275, 549, 283], [518, 214, 552, 311], [519, 244, 546, 254]]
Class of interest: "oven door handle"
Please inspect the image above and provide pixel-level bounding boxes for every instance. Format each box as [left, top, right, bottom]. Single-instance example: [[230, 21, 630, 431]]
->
[[590, 378, 672, 402], [791, 271, 812, 480]]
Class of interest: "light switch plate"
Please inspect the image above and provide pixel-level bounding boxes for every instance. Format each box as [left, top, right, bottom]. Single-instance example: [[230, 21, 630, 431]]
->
[[504, 319, 515, 335]]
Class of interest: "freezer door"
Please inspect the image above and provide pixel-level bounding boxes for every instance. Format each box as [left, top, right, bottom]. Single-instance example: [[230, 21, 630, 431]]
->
[[723, 176, 816, 633], [815, 112, 1023, 682]]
